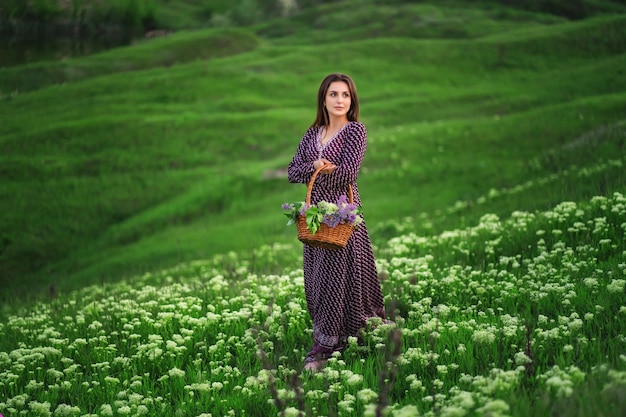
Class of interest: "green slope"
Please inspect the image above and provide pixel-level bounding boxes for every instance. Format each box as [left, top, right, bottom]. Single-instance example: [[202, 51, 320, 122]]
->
[[0, 2, 625, 302]]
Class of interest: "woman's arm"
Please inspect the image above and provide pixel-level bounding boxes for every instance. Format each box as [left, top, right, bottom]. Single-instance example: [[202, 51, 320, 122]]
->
[[287, 128, 316, 184]]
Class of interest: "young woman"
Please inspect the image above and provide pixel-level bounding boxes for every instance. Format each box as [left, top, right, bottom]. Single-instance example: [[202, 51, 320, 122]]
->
[[287, 73, 388, 371]]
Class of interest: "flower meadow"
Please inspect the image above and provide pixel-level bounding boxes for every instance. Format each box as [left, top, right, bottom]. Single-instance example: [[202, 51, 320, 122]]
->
[[1, 192, 626, 417]]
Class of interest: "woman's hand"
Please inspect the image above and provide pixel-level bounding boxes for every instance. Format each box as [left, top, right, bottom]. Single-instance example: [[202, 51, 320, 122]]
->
[[313, 158, 337, 174]]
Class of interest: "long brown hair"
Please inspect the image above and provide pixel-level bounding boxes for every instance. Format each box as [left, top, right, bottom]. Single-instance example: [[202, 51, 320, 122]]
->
[[310, 73, 360, 128]]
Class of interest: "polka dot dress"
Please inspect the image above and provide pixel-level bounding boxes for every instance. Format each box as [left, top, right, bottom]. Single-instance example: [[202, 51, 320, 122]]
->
[[287, 121, 386, 352]]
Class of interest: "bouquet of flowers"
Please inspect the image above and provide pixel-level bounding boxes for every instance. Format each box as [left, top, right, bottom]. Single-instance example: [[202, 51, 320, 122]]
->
[[282, 194, 363, 235]]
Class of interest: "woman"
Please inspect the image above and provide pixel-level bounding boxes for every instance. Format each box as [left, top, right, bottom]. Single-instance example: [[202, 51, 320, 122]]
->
[[287, 73, 387, 371]]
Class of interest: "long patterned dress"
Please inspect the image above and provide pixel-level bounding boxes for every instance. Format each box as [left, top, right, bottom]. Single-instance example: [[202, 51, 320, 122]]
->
[[287, 121, 386, 361]]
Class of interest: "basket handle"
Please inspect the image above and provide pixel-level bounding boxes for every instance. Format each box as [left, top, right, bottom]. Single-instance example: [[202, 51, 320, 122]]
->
[[305, 164, 353, 205]]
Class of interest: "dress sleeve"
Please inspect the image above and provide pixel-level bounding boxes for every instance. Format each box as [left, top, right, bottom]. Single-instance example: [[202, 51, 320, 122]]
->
[[323, 122, 367, 188], [287, 128, 316, 184]]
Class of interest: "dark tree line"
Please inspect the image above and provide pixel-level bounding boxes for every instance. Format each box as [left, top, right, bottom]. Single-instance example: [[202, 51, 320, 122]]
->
[[1, 0, 624, 37], [496, 0, 626, 20]]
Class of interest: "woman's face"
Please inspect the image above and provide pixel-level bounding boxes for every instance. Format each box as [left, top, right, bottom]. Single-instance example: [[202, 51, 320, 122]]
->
[[324, 81, 351, 120]]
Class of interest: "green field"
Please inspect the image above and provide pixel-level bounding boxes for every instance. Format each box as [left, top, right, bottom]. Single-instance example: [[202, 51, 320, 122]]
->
[[1, 0, 625, 415]]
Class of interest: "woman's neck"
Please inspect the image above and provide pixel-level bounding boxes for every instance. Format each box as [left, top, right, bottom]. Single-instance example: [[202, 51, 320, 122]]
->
[[326, 116, 349, 131]]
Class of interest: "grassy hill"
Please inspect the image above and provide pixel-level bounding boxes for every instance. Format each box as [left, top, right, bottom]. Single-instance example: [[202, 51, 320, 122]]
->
[[1, 1, 625, 302]]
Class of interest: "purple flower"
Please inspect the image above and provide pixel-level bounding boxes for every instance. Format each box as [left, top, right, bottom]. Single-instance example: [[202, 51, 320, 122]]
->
[[324, 213, 341, 227]]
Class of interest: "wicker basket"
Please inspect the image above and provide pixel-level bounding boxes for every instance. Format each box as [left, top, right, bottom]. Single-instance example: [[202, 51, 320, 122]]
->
[[296, 164, 355, 250]]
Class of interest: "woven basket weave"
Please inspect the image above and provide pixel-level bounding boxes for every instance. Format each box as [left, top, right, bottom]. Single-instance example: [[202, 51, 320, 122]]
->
[[296, 164, 355, 250]]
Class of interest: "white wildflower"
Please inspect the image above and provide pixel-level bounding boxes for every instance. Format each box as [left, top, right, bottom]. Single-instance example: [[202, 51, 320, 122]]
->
[[168, 367, 186, 378], [357, 388, 379, 403], [607, 279, 626, 293]]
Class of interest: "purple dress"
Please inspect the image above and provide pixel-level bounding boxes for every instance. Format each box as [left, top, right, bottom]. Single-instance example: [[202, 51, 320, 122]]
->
[[287, 121, 386, 360]]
